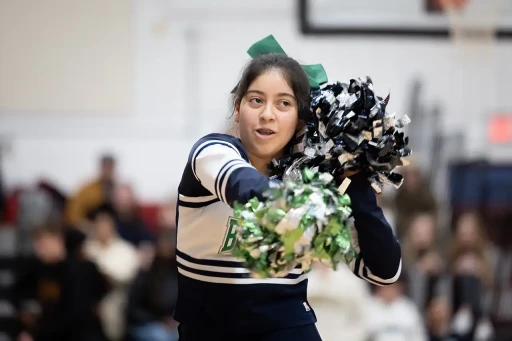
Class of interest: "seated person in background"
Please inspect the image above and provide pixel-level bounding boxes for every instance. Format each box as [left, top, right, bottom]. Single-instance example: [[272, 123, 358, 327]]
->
[[427, 296, 494, 341], [0, 171, 4, 219], [307, 263, 370, 341], [15, 224, 107, 341], [156, 201, 176, 231], [112, 183, 153, 248], [366, 271, 427, 341], [393, 163, 438, 240], [426, 296, 459, 341], [448, 212, 496, 341], [490, 212, 512, 341], [126, 228, 178, 341], [65, 154, 116, 230], [402, 213, 445, 313], [84, 204, 140, 341]]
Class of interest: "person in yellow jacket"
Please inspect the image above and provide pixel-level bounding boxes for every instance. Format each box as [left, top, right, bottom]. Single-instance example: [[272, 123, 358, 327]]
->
[[65, 155, 116, 229]]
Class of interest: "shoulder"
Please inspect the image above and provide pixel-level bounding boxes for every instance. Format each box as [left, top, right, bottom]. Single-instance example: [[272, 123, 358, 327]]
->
[[180, 133, 249, 197], [189, 133, 248, 161]]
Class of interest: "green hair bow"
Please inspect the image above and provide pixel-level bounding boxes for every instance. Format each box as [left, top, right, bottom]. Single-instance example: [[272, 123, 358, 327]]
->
[[246, 35, 328, 90]]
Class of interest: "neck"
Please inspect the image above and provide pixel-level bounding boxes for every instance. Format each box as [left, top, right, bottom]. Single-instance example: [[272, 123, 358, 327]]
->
[[247, 153, 272, 176]]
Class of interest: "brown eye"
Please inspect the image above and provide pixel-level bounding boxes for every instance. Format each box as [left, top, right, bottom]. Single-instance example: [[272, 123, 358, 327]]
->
[[250, 98, 263, 104], [279, 100, 291, 107]]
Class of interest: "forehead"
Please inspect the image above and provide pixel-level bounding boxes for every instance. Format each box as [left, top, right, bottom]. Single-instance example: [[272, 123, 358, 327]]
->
[[247, 69, 293, 95]]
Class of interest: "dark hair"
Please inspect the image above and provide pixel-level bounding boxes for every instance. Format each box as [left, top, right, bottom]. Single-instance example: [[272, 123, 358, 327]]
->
[[32, 223, 64, 239], [87, 203, 116, 222], [231, 53, 310, 117], [100, 154, 115, 165]]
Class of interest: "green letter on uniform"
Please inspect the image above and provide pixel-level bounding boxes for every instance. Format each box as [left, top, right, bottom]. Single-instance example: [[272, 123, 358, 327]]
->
[[220, 217, 238, 253]]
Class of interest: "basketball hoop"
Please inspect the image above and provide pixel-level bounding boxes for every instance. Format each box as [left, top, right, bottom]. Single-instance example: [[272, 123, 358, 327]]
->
[[441, 0, 502, 62]]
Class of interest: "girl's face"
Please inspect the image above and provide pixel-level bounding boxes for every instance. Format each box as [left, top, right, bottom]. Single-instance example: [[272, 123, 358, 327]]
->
[[94, 213, 116, 243], [235, 69, 299, 166], [455, 213, 480, 246], [114, 184, 136, 212], [408, 214, 436, 249]]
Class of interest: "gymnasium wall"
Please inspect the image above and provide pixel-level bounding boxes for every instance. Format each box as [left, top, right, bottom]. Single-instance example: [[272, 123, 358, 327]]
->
[[1, 0, 511, 201]]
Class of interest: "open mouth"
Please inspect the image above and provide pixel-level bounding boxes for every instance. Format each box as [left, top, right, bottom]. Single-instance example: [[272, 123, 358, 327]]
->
[[256, 128, 275, 136]]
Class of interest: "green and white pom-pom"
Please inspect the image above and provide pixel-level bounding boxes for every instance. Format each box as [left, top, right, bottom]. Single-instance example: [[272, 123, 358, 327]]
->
[[231, 168, 358, 278]]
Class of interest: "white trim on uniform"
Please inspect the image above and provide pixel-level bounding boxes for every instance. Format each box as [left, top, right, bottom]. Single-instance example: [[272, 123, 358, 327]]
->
[[176, 255, 251, 274], [357, 258, 402, 285], [191, 140, 241, 181], [179, 194, 217, 203], [343, 225, 402, 286], [217, 162, 254, 203], [178, 267, 309, 285], [176, 255, 305, 275]]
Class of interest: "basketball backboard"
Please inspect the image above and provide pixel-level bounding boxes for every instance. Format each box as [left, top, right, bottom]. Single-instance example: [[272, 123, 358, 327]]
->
[[299, 0, 512, 38]]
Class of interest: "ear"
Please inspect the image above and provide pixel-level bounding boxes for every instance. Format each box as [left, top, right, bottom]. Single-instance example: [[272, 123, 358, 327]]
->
[[234, 102, 240, 123]]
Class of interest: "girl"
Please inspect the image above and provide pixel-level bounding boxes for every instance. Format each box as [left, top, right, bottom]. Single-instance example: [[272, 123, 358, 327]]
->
[[175, 53, 402, 341]]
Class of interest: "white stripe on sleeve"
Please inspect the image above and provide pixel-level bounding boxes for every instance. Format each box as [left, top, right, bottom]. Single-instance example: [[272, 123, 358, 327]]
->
[[191, 140, 241, 181], [193, 142, 255, 203]]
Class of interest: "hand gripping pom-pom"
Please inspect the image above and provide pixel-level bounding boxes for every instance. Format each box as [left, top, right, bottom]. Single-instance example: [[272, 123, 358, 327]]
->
[[268, 77, 412, 192], [231, 169, 357, 278]]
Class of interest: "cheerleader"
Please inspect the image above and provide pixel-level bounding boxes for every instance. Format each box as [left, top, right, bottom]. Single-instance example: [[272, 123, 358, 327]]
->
[[174, 52, 401, 341]]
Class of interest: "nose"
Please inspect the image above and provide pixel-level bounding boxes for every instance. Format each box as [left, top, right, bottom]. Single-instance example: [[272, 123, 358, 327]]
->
[[260, 103, 276, 121]]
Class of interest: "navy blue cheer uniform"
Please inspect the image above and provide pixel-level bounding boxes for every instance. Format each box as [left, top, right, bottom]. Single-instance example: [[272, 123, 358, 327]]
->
[[174, 133, 401, 340]]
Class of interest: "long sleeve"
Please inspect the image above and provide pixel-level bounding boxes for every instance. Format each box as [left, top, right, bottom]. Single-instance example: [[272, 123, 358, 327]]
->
[[345, 173, 402, 286], [190, 135, 271, 207]]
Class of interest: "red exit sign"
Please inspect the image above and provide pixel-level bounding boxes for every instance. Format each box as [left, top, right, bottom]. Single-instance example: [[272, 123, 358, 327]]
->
[[488, 114, 512, 144]]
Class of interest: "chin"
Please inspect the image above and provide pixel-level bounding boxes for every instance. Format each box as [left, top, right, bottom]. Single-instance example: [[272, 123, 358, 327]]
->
[[253, 147, 282, 161]]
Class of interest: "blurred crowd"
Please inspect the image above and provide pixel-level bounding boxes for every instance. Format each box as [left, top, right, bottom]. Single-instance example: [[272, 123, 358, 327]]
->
[[308, 163, 512, 341], [0, 155, 511, 341], [1, 156, 178, 341]]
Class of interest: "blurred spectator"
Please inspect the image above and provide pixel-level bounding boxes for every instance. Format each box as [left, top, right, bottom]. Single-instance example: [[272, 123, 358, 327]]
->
[[490, 213, 512, 341], [402, 213, 445, 313], [15, 224, 107, 341], [84, 204, 139, 341], [393, 163, 438, 240], [37, 181, 68, 218], [426, 296, 454, 341], [156, 202, 176, 231], [16, 181, 67, 256], [126, 226, 178, 341], [449, 212, 495, 297], [366, 272, 427, 341], [424, 296, 494, 341], [447, 212, 496, 340], [65, 155, 116, 230], [0, 167, 5, 220], [112, 183, 153, 247], [307, 263, 370, 341]]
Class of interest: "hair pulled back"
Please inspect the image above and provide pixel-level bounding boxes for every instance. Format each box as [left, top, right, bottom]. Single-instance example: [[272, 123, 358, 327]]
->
[[230, 53, 311, 115]]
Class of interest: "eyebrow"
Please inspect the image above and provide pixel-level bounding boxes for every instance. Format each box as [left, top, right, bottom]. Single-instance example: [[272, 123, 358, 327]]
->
[[246, 89, 296, 99]]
